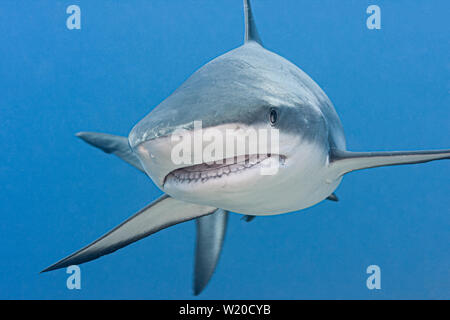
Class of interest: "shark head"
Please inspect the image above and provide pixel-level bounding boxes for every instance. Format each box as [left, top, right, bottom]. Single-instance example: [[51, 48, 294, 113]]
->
[[128, 1, 345, 214]]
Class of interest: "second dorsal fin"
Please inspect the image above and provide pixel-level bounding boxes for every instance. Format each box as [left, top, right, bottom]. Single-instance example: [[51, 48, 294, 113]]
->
[[244, 0, 263, 46]]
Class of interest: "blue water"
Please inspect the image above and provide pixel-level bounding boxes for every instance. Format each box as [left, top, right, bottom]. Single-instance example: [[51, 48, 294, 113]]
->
[[0, 0, 448, 299]]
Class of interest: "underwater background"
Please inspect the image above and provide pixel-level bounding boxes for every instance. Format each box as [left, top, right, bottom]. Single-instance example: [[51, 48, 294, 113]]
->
[[0, 0, 448, 299]]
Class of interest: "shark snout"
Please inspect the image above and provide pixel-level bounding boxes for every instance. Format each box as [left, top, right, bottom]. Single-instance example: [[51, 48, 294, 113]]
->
[[129, 123, 224, 188]]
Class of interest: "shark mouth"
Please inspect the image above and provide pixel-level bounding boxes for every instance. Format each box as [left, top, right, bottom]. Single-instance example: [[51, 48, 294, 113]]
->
[[163, 154, 286, 185]]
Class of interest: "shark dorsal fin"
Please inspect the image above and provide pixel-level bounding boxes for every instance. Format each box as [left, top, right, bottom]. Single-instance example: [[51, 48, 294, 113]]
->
[[244, 0, 263, 46]]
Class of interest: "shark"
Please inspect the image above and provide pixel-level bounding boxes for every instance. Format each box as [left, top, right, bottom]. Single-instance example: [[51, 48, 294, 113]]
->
[[42, 0, 450, 295]]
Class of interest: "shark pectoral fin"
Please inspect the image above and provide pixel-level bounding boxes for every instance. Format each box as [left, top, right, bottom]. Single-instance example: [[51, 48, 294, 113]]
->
[[76, 131, 145, 173], [41, 195, 217, 273], [330, 149, 450, 176], [326, 193, 339, 202], [194, 209, 228, 295]]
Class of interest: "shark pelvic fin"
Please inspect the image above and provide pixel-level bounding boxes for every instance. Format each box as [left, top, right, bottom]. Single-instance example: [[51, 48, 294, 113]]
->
[[41, 195, 217, 273], [241, 215, 256, 222], [326, 193, 339, 202], [76, 131, 144, 173], [194, 209, 228, 295], [243, 0, 263, 46], [330, 149, 450, 176]]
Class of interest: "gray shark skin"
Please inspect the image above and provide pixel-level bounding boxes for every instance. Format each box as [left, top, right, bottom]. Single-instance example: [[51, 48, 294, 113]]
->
[[42, 0, 450, 295]]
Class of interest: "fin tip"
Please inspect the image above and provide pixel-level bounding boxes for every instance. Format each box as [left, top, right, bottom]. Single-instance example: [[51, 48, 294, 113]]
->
[[75, 131, 90, 139]]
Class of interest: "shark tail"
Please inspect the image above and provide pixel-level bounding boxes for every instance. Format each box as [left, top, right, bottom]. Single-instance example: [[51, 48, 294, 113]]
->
[[194, 209, 228, 295], [330, 149, 450, 176]]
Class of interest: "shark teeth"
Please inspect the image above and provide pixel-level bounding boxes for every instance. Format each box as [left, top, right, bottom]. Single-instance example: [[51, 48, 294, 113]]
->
[[165, 154, 286, 184]]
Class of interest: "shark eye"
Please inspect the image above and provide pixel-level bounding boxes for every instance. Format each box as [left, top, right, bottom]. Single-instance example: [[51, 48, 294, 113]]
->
[[269, 108, 278, 125]]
